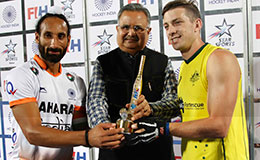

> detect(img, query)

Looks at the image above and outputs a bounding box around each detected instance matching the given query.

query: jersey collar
[184,43,208,64]
[33,55,62,77]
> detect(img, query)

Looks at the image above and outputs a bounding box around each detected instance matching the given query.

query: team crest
[30,67,39,75]
[66,73,75,81]
[190,70,199,85]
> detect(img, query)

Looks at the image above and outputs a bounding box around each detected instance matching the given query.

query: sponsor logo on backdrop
[1,39,18,64]
[93,29,113,55]
[256,122,260,128]
[208,0,239,5]
[27,5,48,20]
[73,152,87,160]
[256,24,260,39]
[92,0,116,17]
[127,0,155,5]
[209,18,235,49]
[68,38,81,53]
[1,5,19,29]
[61,0,75,20]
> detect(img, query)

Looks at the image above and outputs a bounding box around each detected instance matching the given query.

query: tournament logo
[61,0,75,19]
[93,29,113,55]
[209,18,235,48]
[2,6,16,23]
[190,70,199,85]
[95,0,113,11]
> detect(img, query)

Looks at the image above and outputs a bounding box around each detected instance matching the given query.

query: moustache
[124,36,139,41]
[47,48,62,53]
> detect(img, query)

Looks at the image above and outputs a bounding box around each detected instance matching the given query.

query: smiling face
[35,17,71,63]
[163,7,201,53]
[116,11,151,56]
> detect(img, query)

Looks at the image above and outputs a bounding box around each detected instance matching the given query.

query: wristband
[85,130,92,147]
[165,122,170,136]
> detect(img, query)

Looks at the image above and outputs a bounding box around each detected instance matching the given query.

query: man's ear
[67,35,71,48]
[194,18,203,33]
[35,32,40,44]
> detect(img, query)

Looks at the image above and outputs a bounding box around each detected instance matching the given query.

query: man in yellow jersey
[133,0,249,159]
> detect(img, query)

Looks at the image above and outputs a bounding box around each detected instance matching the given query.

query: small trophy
[116,55,146,134]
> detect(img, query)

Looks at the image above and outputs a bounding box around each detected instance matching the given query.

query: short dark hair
[117,3,151,26]
[162,0,200,22]
[35,13,71,36]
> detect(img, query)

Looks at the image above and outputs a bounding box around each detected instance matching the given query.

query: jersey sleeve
[72,74,88,130]
[4,66,38,107]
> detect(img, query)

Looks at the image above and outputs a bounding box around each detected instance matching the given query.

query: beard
[38,43,67,63]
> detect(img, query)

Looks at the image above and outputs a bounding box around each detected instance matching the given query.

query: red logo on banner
[256,24,260,39]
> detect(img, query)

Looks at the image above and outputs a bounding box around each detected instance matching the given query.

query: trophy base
[116,119,133,134]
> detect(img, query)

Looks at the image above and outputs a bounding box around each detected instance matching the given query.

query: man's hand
[88,123,124,149]
[126,95,152,121]
[125,117,168,146]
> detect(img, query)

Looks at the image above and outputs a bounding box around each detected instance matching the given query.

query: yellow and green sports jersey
[178,43,249,160]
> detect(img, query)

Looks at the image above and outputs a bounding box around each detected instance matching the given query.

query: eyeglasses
[118,25,149,33]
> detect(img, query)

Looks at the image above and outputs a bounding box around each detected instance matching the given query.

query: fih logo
[68,38,81,52]
[27,5,48,20]
[95,0,113,11]
[61,0,75,19]
[128,0,155,5]
[209,18,234,39]
[1,39,17,56]
[2,6,16,23]
[93,29,113,55]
